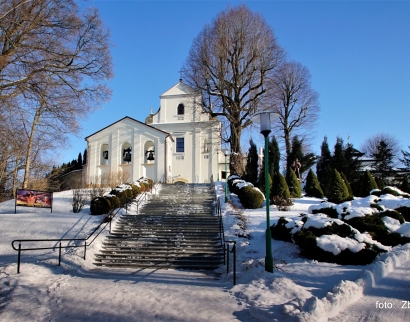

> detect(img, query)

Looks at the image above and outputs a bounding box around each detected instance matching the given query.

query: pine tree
[271,172,291,200]
[268,135,280,178]
[327,169,349,204]
[304,169,324,198]
[316,137,333,197]
[244,138,259,185]
[286,169,302,198]
[342,143,362,188]
[332,137,347,173]
[373,140,394,180]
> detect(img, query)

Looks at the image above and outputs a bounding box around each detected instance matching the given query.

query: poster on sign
[15,189,53,213]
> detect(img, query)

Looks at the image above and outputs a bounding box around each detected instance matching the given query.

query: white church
[84,80,225,185]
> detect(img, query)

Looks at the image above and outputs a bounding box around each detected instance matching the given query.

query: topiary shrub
[259,172,272,197]
[237,186,264,209]
[131,184,142,198]
[327,169,349,204]
[395,206,410,222]
[378,210,405,224]
[110,189,126,205]
[106,195,120,210]
[271,172,290,201]
[286,169,302,198]
[358,170,379,197]
[227,175,241,191]
[90,197,111,215]
[304,169,324,198]
[231,179,246,195]
[340,172,354,200]
[375,177,386,190]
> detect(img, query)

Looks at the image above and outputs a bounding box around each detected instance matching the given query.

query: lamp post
[224,150,229,202]
[216,149,220,181]
[251,112,279,273]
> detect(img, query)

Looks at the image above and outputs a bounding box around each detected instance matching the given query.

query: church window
[177,104,184,115]
[176,138,184,153]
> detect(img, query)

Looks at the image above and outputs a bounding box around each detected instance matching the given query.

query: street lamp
[251,111,279,273]
[216,149,220,181]
[224,150,229,202]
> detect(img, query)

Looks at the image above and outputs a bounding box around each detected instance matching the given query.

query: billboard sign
[15,189,53,213]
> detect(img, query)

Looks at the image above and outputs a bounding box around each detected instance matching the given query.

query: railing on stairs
[11,184,158,274]
[212,179,236,286]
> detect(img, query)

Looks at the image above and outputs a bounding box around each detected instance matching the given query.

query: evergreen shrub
[370,203,384,212]
[379,210,405,224]
[359,171,379,197]
[90,197,111,215]
[304,169,324,198]
[327,169,349,203]
[311,207,339,219]
[237,186,264,209]
[400,177,410,194]
[395,206,410,222]
[271,172,290,200]
[287,169,302,198]
[270,217,293,242]
[382,187,400,196]
[107,195,120,210]
[271,196,293,211]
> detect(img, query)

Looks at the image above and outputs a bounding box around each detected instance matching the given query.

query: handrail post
[233,242,236,285]
[58,242,62,266]
[84,242,87,260]
[226,243,229,274]
[17,242,21,274]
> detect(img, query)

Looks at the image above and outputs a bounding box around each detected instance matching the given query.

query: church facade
[84,81,223,185]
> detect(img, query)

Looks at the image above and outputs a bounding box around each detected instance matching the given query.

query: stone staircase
[94,183,224,270]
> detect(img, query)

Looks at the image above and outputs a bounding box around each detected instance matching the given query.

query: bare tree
[266,60,320,170]
[0,0,113,188]
[182,5,284,175]
[360,133,401,166]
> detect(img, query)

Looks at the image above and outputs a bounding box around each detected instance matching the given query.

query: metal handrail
[11,187,154,274]
[225,240,236,285]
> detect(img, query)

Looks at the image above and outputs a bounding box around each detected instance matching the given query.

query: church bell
[123,147,132,162]
[146,150,155,161]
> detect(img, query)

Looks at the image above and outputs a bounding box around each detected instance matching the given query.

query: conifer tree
[83,149,88,165]
[340,172,353,200]
[327,169,349,204]
[244,139,259,185]
[399,146,410,169]
[268,135,281,179]
[332,137,347,173]
[286,169,302,198]
[358,170,379,197]
[271,172,291,200]
[316,137,333,196]
[373,140,394,180]
[304,169,324,198]
[77,153,83,170]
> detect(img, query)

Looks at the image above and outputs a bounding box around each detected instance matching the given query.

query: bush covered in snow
[271,188,410,265]
[238,186,264,209]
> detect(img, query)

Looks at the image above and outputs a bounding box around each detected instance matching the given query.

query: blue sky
[63,0,410,164]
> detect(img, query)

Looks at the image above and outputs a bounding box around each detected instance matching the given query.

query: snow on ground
[0,184,410,321]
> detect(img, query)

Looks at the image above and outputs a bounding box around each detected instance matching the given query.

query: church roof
[160,79,198,98]
[85,116,174,141]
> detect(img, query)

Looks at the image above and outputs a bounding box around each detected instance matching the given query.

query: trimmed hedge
[90,197,111,215]
[238,186,264,209]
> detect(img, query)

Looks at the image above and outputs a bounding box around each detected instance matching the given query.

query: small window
[177,104,184,115]
[176,138,184,153]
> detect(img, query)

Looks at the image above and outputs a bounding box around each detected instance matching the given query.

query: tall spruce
[244,138,259,185]
[271,172,290,200]
[316,137,333,197]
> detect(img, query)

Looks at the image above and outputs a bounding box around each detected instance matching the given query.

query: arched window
[177,103,184,115]
[100,143,109,165]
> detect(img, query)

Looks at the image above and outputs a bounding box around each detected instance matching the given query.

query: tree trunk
[229,121,244,176]
[23,107,42,189]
